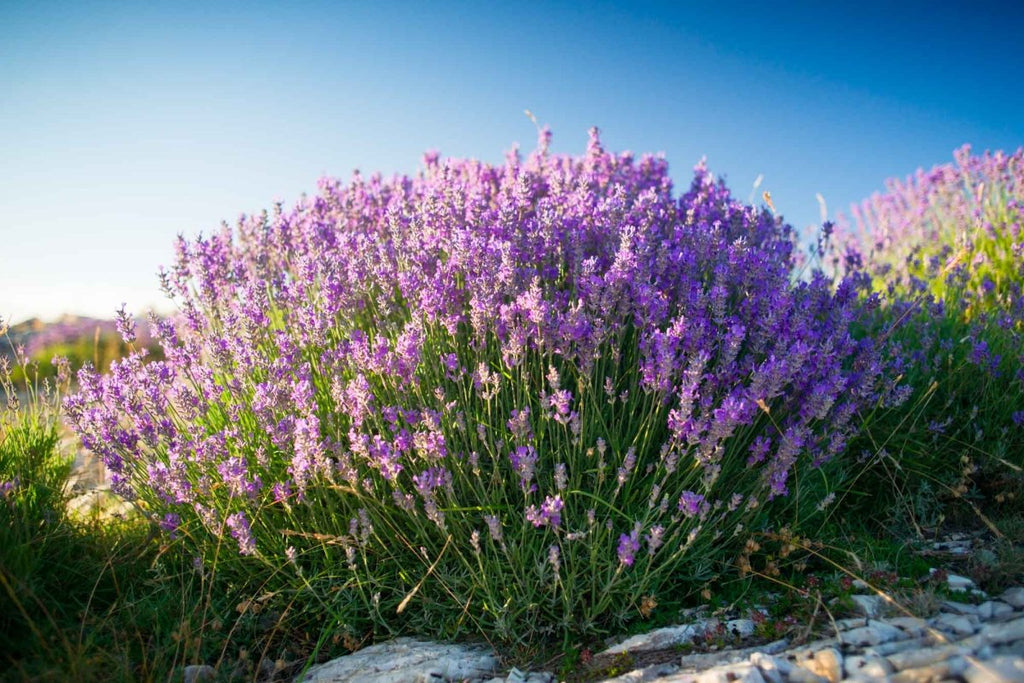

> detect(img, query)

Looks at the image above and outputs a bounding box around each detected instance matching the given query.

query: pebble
[931,612,980,636]
[841,621,905,646]
[978,601,1016,620]
[849,595,885,619]
[962,655,1024,682]
[1003,588,1024,609]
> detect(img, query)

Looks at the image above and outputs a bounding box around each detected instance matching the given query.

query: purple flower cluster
[65,128,889,574]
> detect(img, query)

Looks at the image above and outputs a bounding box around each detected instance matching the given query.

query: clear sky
[2,0,1022,324]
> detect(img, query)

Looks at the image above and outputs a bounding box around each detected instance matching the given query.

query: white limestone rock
[843,654,893,678]
[930,612,979,636]
[942,600,979,616]
[840,621,905,647]
[850,594,886,619]
[978,601,1016,620]
[300,637,498,682]
[962,655,1024,683]
[602,624,702,655]
[1001,587,1024,609]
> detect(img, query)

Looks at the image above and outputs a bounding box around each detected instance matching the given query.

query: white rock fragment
[942,600,979,616]
[841,621,905,647]
[1000,587,1024,609]
[602,624,701,655]
[983,616,1024,644]
[850,594,886,619]
[962,655,1024,683]
[803,647,842,683]
[300,637,498,682]
[886,616,927,636]
[725,618,756,638]
[978,600,1016,620]
[930,612,979,636]
[749,652,790,683]
[944,572,978,592]
[886,645,971,671]
[843,654,894,678]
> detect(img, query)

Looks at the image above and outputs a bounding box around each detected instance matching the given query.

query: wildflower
[678,490,705,517]
[226,511,256,556]
[617,527,640,566]
[159,513,181,538]
[484,514,503,543]
[115,303,137,344]
[525,495,564,529]
[554,462,568,491]
[645,525,665,555]
[548,544,561,573]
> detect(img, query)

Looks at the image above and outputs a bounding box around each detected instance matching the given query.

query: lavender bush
[831,146,1024,526]
[66,130,891,647]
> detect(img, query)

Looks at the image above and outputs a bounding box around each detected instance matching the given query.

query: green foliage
[829,148,1024,533]
[9,331,163,387]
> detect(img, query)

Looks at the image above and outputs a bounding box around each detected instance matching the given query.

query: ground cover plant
[64,129,898,656]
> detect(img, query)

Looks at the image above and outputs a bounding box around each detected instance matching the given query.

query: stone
[602,624,701,655]
[979,601,1017,620]
[803,647,842,683]
[749,652,790,683]
[983,616,1024,645]
[524,674,554,683]
[864,636,931,657]
[945,572,978,592]
[725,618,755,638]
[886,645,971,671]
[888,656,967,683]
[785,667,829,683]
[1001,587,1024,609]
[299,637,498,682]
[182,664,216,683]
[850,594,886,618]
[841,621,906,647]
[887,616,928,636]
[843,654,894,678]
[943,600,980,616]
[962,655,1024,683]
[930,612,978,636]
[711,663,764,683]
[693,670,730,683]
[834,617,867,631]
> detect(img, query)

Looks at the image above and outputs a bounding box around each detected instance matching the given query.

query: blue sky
[2,0,1022,324]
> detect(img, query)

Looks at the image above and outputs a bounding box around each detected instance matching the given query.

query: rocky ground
[289,584,1024,683]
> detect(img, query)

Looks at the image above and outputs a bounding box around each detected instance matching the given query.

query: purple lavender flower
[525,495,564,529]
[617,527,640,566]
[160,513,181,538]
[645,525,665,555]
[225,511,256,556]
[115,303,137,344]
[678,490,704,518]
